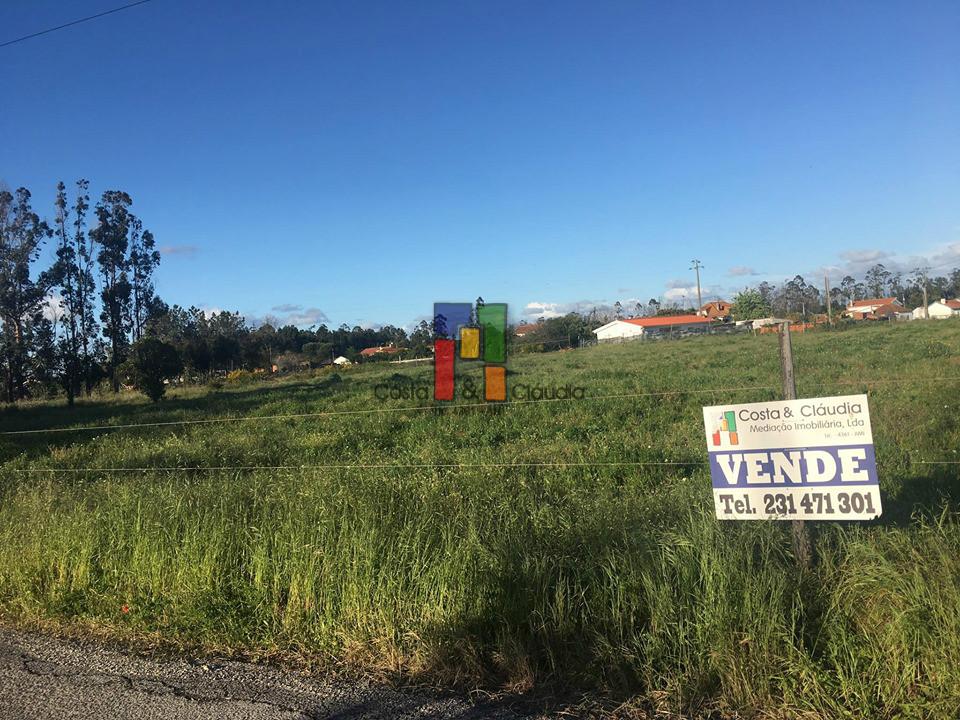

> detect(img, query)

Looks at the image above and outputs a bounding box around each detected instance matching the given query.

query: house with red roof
[514,323,540,337]
[699,300,732,320]
[843,297,906,320]
[925,299,960,319]
[359,345,402,358]
[593,314,712,342]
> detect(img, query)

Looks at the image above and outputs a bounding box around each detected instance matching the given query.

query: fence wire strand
[3,457,956,475]
[3,460,706,474]
[2,374,956,438]
[2,373,958,474]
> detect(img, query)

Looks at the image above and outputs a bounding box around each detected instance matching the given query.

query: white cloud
[159,244,199,257]
[728,265,759,277]
[663,286,697,301]
[522,299,615,319]
[825,240,960,279]
[839,249,890,264]
[523,301,565,319]
[922,241,960,273]
[252,304,329,328]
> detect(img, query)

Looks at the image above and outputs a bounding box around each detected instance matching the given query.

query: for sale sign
[702,394,881,520]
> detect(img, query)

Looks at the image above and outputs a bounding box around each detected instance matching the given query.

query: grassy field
[1,321,959,717]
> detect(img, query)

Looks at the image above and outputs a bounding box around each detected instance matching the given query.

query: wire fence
[2,375,957,437]
[3,456,957,475]
[1,373,958,474]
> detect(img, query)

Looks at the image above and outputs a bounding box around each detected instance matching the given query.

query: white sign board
[703,394,881,520]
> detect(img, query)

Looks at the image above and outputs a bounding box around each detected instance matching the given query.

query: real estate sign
[702,394,881,520]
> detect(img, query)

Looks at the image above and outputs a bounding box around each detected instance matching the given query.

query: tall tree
[783,275,808,316]
[0,188,50,402]
[92,190,133,392]
[128,216,161,341]
[839,276,857,306]
[49,181,93,404]
[864,263,892,298]
[61,180,99,395]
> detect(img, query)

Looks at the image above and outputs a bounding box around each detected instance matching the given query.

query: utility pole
[780,322,812,570]
[691,259,704,311]
[921,268,929,319]
[824,273,832,324]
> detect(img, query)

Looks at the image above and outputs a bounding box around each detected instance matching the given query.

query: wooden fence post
[779,321,813,569]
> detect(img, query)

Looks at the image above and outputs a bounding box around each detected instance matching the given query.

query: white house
[332,355,352,366]
[593,315,712,341]
[593,319,646,342]
[926,299,960,319]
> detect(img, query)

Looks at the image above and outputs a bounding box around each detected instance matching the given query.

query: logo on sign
[433,299,507,402]
[711,410,740,447]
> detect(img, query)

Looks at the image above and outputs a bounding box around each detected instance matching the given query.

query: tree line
[1,182,163,404]
[0,181,432,404]
[5,180,958,401]
[730,265,960,321]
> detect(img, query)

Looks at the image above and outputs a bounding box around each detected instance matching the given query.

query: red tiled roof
[944,300,960,310]
[360,346,401,357]
[621,314,712,328]
[849,297,897,308]
[515,323,540,334]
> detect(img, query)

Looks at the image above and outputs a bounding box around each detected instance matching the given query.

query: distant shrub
[129,338,183,402]
[226,369,257,385]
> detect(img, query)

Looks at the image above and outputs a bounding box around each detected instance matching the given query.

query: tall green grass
[1,321,959,717]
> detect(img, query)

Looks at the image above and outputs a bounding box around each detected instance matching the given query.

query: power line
[0,0,154,49]
[2,374,957,437]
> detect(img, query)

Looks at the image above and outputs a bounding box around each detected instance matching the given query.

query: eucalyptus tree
[0,188,51,401]
[128,215,161,342]
[49,181,97,404]
[91,190,134,392]
[864,263,892,298]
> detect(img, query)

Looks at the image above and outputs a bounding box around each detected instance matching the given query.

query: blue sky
[2,1,958,328]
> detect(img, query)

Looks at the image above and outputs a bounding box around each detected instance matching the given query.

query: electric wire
[0,0,154,49]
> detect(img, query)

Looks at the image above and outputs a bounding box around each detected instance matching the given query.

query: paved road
[0,627,539,719]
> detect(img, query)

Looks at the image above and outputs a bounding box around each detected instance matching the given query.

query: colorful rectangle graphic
[477,303,507,363]
[484,365,506,401]
[434,338,455,401]
[433,302,473,340]
[460,327,480,359]
[433,300,507,401]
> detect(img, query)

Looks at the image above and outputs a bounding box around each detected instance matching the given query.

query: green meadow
[1,321,959,717]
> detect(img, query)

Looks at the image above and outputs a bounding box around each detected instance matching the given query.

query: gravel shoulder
[0,626,540,719]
